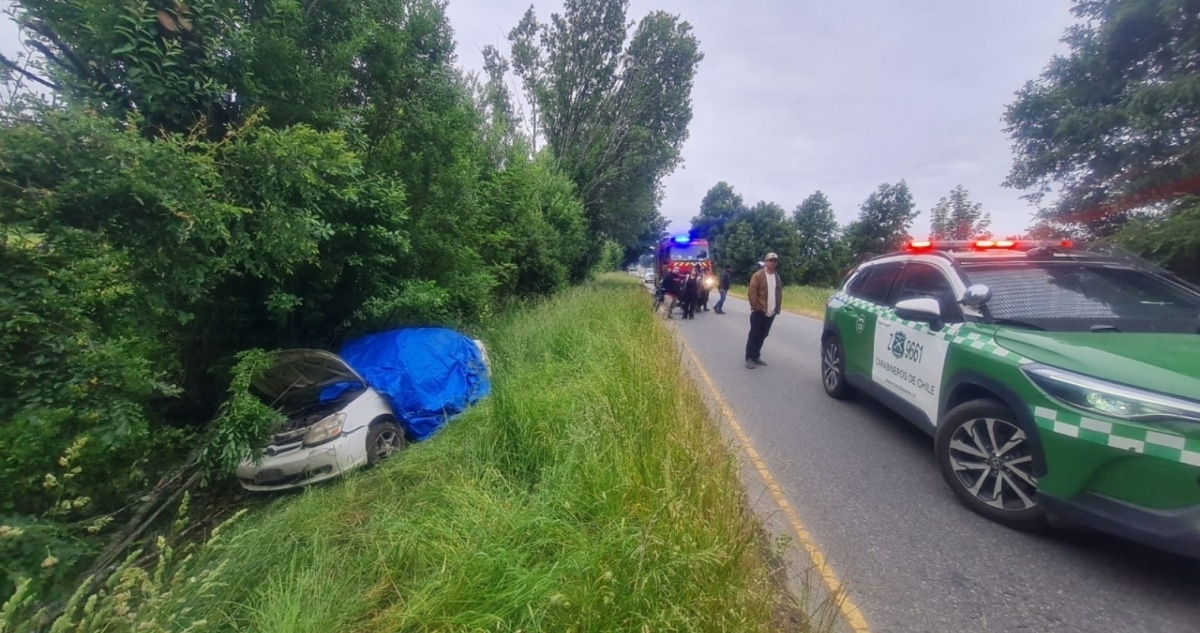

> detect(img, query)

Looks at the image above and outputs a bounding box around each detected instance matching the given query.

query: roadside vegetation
[727,285,835,320]
[3,276,831,633]
[0,0,701,613]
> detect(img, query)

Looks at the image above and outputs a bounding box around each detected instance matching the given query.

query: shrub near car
[820,239,1200,558]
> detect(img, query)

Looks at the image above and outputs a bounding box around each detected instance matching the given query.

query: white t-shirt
[766,271,777,315]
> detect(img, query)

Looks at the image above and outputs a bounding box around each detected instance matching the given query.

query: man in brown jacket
[745,252,783,368]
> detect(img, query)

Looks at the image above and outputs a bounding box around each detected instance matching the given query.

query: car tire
[821,334,855,400]
[936,399,1047,530]
[365,420,406,466]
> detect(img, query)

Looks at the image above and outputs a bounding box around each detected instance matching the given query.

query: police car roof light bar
[903,239,1077,253]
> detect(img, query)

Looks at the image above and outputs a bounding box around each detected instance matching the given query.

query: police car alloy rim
[822,340,842,391]
[947,417,1038,511]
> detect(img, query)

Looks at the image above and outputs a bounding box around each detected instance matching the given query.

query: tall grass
[8,275,812,632]
[728,285,835,319]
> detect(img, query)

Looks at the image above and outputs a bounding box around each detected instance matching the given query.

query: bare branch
[0,52,59,91]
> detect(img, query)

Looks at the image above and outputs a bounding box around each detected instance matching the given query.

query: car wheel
[821,334,855,400]
[936,400,1046,530]
[366,420,406,466]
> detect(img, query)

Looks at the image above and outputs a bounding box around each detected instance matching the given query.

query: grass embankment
[12,275,813,632]
[727,285,835,319]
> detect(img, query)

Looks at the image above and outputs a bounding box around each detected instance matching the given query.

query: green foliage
[792,191,850,286]
[928,185,991,240]
[715,201,799,284]
[1,0,598,611]
[199,350,285,482]
[508,0,703,252]
[843,181,919,258]
[691,181,747,248]
[2,278,814,632]
[591,238,625,276]
[1112,199,1200,282]
[1004,0,1200,280]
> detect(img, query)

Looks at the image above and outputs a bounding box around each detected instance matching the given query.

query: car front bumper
[1040,492,1200,560]
[235,428,368,492]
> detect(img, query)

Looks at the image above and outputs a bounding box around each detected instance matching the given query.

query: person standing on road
[681,268,700,319]
[714,265,732,314]
[744,253,782,368]
[662,268,681,319]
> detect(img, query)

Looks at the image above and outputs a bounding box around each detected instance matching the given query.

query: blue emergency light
[672,235,690,244]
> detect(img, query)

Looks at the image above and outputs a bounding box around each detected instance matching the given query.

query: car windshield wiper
[1090,324,1121,333]
[987,317,1046,331]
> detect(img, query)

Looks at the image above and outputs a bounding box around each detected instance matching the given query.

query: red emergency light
[906,240,933,251]
[973,239,1017,249]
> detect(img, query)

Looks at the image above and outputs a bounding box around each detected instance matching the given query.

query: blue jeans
[714,289,728,312]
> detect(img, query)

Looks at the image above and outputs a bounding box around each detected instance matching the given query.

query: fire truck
[655,235,717,305]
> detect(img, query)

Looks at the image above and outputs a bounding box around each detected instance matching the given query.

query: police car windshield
[960,261,1200,334]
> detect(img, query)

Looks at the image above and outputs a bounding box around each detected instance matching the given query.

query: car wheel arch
[369,414,412,442]
[941,372,1048,478]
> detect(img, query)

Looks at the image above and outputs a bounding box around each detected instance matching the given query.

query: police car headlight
[1022,365,1200,424]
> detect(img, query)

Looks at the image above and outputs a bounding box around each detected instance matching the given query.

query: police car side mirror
[894,298,943,330]
[961,284,992,308]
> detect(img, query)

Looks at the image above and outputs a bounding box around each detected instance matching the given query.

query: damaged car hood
[253,349,365,401]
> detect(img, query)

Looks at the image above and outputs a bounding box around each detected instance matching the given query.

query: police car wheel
[936,400,1046,530]
[366,421,406,466]
[821,335,855,400]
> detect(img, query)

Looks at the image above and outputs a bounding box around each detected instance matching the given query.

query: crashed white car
[235,349,404,491]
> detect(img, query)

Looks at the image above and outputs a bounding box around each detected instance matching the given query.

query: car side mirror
[961,284,992,308]
[895,298,943,330]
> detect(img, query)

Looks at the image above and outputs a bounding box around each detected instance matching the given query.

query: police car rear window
[961,261,1200,329]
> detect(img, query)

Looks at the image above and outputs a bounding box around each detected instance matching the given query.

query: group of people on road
[661,266,711,319]
[656,252,783,369]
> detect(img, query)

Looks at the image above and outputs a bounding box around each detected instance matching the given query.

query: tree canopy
[928,185,992,240]
[1004,0,1200,279]
[504,0,703,256]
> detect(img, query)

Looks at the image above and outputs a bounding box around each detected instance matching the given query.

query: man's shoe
[745,360,756,369]
[752,358,768,366]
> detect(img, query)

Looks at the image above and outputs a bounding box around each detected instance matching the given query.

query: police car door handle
[878,319,893,328]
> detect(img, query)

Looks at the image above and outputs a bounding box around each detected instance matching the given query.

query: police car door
[839,261,905,383]
[872,262,960,428]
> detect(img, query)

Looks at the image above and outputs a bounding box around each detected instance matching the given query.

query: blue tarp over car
[321,328,490,441]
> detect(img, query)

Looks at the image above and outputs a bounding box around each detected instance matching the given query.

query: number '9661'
[889,332,923,363]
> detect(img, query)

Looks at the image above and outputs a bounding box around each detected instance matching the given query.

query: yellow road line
[680,339,872,633]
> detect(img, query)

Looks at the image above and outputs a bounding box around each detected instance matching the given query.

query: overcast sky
[2,0,1077,237]
[445,0,1076,237]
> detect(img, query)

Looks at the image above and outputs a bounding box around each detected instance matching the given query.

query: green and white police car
[821,239,1200,558]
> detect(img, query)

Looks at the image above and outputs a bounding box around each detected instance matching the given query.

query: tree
[928,185,991,240]
[715,201,798,284]
[507,6,544,151]
[513,0,703,251]
[792,191,847,286]
[843,181,919,257]
[690,181,747,248]
[1004,0,1200,279]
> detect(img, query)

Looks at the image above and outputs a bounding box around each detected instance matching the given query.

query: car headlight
[302,412,346,447]
[1022,364,1200,424]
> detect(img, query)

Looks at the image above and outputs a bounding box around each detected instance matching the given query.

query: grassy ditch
[8,274,822,632]
[727,285,835,319]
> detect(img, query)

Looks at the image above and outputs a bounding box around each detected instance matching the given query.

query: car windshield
[961,261,1200,334]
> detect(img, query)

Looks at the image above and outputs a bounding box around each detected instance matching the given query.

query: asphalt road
[668,292,1200,633]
